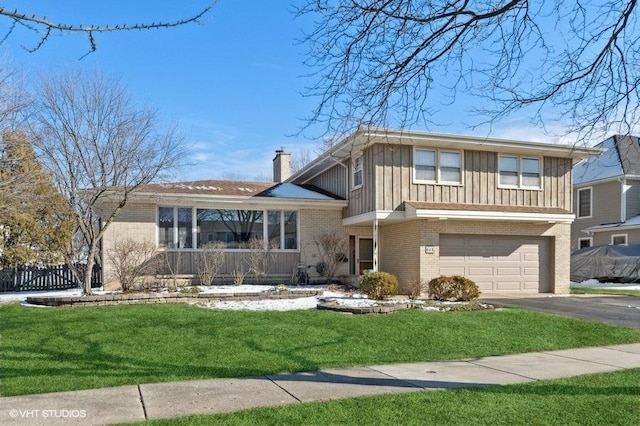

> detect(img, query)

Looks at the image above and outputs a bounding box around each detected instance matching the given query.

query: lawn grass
[571,287,640,297]
[2,303,640,396]
[138,368,640,426]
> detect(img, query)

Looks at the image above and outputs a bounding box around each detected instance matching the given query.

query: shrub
[359,271,399,300]
[107,238,158,292]
[428,275,480,301]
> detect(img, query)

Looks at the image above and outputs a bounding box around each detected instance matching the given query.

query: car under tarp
[571,244,640,283]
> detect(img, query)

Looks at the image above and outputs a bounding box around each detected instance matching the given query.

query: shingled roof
[136,180,343,200]
[574,135,640,185]
[138,180,274,197]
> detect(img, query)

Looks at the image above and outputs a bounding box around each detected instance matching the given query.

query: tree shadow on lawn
[0,313,351,395]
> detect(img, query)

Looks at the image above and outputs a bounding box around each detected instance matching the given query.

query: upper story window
[414,149,462,185]
[577,187,592,218]
[352,155,363,189]
[498,155,542,189]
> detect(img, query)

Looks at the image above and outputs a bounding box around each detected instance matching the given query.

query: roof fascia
[289,127,603,183]
[103,191,348,209]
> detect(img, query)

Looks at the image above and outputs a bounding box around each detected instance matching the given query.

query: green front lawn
[571,287,640,297]
[1,303,640,396]
[139,369,640,426]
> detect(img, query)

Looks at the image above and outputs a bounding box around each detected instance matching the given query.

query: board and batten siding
[370,144,573,212]
[346,148,377,217]
[308,163,348,199]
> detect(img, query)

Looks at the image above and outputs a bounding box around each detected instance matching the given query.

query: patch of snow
[197,285,277,294]
[268,183,335,200]
[200,296,319,311]
[0,288,82,304]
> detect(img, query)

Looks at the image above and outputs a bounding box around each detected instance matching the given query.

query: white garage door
[439,235,550,293]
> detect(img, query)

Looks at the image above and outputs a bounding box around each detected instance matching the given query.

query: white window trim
[497,155,543,190]
[157,207,300,252]
[611,234,628,245]
[578,237,593,249]
[413,147,464,186]
[352,154,363,190]
[576,187,593,219]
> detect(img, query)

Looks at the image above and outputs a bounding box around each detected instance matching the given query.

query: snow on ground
[0,284,383,311]
[2,280,637,310]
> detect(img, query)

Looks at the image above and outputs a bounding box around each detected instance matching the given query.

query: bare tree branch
[300,1,640,140]
[0,2,216,55]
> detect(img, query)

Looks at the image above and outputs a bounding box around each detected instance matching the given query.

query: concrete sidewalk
[2,343,640,425]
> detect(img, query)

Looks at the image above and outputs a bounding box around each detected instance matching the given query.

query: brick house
[100,127,598,294]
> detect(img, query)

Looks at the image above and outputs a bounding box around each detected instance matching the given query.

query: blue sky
[0,1,560,182]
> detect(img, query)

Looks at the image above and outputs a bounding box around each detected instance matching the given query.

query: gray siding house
[572,135,640,250]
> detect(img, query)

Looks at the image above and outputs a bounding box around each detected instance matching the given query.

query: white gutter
[406,208,575,224]
[342,208,574,225]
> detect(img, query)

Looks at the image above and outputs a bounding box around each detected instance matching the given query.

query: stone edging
[26,290,322,307]
[317,300,412,314]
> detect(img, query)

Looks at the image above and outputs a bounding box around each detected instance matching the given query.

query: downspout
[373,218,379,272]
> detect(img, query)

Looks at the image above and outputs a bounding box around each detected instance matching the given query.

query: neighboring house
[572,135,640,251]
[100,128,598,294]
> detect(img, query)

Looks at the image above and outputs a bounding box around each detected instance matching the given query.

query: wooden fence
[0,264,102,293]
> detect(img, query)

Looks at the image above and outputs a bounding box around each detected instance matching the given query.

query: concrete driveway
[481,295,640,329]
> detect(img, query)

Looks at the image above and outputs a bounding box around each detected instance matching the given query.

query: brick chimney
[273,148,291,182]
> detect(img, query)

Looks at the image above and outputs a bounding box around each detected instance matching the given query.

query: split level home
[100,127,599,294]
[572,135,640,251]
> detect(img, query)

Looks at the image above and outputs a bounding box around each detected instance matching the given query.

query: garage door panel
[496,281,522,291]
[439,266,466,276]
[496,238,520,249]
[468,267,494,276]
[524,267,539,276]
[496,267,521,276]
[468,238,493,247]
[496,252,522,261]
[439,235,549,293]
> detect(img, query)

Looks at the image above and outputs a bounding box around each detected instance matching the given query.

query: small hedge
[359,271,399,300]
[428,275,480,301]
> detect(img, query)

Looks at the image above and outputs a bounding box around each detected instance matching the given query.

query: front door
[357,238,374,275]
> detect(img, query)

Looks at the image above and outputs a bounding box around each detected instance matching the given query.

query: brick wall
[411,220,570,294]
[299,208,350,279]
[379,221,421,294]
[102,202,157,289]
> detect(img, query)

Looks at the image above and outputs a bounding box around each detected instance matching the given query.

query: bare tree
[195,241,226,286]
[300,1,640,140]
[0,3,215,56]
[29,69,187,294]
[107,238,158,292]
